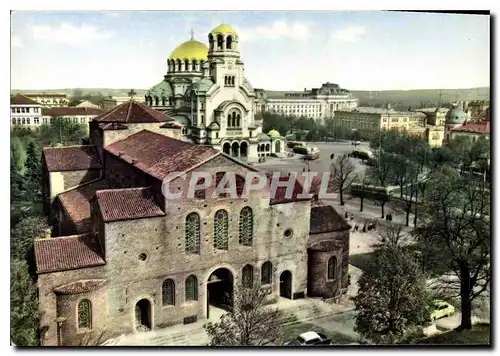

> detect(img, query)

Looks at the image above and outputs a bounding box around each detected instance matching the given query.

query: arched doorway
[279,270,292,299]
[231,142,240,157]
[223,142,231,155]
[240,141,248,158]
[275,140,281,153]
[207,268,234,319]
[135,299,152,330]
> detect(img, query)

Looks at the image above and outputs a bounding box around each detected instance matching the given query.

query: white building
[144,24,285,162]
[42,107,104,131]
[75,100,100,109]
[10,94,44,128]
[22,93,69,107]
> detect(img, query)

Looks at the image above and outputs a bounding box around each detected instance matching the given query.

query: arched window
[242,264,254,288]
[215,172,229,198]
[185,213,200,253]
[192,60,197,71]
[261,261,272,285]
[327,256,337,280]
[154,97,159,106]
[208,34,214,51]
[77,299,92,329]
[194,177,206,199]
[185,275,198,301]
[235,174,245,196]
[162,279,175,306]
[224,76,228,85]
[217,34,223,50]
[213,209,229,250]
[11,118,15,125]
[239,207,253,246]
[177,59,182,71]
[162,97,166,106]
[231,76,235,86]
[226,35,233,49]
[184,59,189,71]
[236,114,241,127]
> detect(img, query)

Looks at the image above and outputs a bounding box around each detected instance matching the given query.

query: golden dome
[169,39,208,60]
[268,129,280,137]
[211,24,238,36]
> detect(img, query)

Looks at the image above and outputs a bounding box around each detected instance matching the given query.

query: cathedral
[144,24,284,161]
[34,24,351,346]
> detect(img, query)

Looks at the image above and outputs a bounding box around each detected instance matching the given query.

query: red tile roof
[25,93,67,98]
[93,100,172,123]
[35,234,105,274]
[452,121,490,134]
[43,145,103,172]
[57,179,109,234]
[310,205,351,234]
[43,107,104,116]
[10,94,41,106]
[53,279,107,295]
[105,130,219,180]
[95,187,165,222]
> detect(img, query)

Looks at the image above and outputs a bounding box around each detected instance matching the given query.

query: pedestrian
[350,213,354,221]
[345,212,348,219]
[389,213,393,222]
[354,224,359,232]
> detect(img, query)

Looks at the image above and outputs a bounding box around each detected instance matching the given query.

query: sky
[10,11,490,91]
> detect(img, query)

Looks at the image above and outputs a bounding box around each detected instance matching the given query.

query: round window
[138,253,147,261]
[284,229,293,238]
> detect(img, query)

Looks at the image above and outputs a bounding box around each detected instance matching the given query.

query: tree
[367,151,392,218]
[414,167,490,330]
[11,259,40,346]
[351,129,361,143]
[24,141,42,203]
[11,136,27,173]
[331,154,356,206]
[204,284,282,346]
[352,225,429,344]
[11,216,49,262]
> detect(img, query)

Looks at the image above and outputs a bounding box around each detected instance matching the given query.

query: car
[429,300,455,321]
[283,331,332,346]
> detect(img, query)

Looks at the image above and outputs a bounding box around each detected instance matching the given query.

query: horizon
[11,11,490,91]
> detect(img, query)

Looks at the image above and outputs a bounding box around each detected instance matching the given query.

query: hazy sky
[10,11,490,91]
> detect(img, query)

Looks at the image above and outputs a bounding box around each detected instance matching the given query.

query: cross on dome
[190,29,194,40]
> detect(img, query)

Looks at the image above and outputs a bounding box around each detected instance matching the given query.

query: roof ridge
[94,101,124,121]
[96,186,152,194]
[125,100,134,122]
[44,144,97,150]
[34,232,94,242]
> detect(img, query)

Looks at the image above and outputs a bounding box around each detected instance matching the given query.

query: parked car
[283,331,332,346]
[429,300,455,320]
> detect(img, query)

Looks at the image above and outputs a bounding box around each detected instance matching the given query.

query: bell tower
[207,24,242,87]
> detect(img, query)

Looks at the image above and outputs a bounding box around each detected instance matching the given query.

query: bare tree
[367,151,392,218]
[414,167,490,330]
[204,284,282,346]
[331,154,356,206]
[75,328,109,346]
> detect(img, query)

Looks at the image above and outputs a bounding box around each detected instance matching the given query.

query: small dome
[211,24,238,36]
[445,106,467,125]
[190,78,214,93]
[258,133,271,141]
[268,129,281,137]
[207,121,220,130]
[147,80,173,98]
[169,40,208,61]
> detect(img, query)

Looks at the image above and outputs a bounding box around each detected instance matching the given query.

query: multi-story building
[10,94,44,128]
[42,107,104,131]
[416,107,448,126]
[254,83,358,124]
[467,100,490,120]
[21,93,70,107]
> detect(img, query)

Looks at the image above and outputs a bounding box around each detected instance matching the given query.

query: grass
[418,324,490,345]
[279,322,358,346]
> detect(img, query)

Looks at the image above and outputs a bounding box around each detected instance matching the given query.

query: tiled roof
[95,187,165,222]
[43,145,103,172]
[105,130,219,180]
[452,121,490,134]
[309,205,351,234]
[35,234,105,274]
[25,93,67,98]
[42,107,104,116]
[53,279,107,295]
[10,93,41,106]
[93,100,171,123]
[57,179,109,234]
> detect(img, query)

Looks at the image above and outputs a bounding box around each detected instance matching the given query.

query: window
[21,118,25,125]
[16,118,21,125]
[80,117,85,123]
[226,35,233,49]
[73,117,78,123]
[194,178,206,199]
[284,229,293,238]
[239,207,253,246]
[34,108,39,113]
[21,107,26,113]
[213,209,229,250]
[50,117,55,125]
[162,97,166,106]
[215,172,229,198]
[327,256,336,280]
[34,118,39,125]
[242,264,254,288]
[11,108,15,114]
[16,108,20,113]
[261,261,272,285]
[155,97,159,106]
[185,275,198,301]
[217,34,223,49]
[162,279,175,306]
[78,299,92,329]
[185,212,201,253]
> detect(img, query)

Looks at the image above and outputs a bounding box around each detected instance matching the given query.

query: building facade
[42,107,104,129]
[254,83,358,124]
[21,93,69,107]
[36,100,351,346]
[10,94,44,128]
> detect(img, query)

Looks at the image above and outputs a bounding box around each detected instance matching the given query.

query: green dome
[258,133,271,141]
[146,80,173,98]
[172,115,191,127]
[207,121,220,130]
[445,107,467,125]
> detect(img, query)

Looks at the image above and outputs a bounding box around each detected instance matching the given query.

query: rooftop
[452,121,490,134]
[309,205,351,234]
[43,145,103,172]
[43,107,104,117]
[95,187,165,223]
[10,93,42,106]
[53,279,107,295]
[93,100,172,124]
[104,130,219,180]
[35,233,105,274]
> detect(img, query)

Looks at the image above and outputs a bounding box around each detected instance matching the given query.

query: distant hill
[11,87,489,110]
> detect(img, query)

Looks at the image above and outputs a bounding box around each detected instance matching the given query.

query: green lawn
[418,325,490,345]
[278,322,358,346]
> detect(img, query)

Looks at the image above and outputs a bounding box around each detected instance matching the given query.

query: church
[34,24,351,346]
[144,24,285,161]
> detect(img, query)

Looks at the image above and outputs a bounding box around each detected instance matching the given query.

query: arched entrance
[279,270,292,299]
[223,142,231,155]
[275,140,281,153]
[135,299,152,330]
[240,141,248,158]
[231,142,240,157]
[207,268,234,319]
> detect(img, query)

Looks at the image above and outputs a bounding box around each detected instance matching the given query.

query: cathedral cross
[190,29,194,40]
[128,89,137,100]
